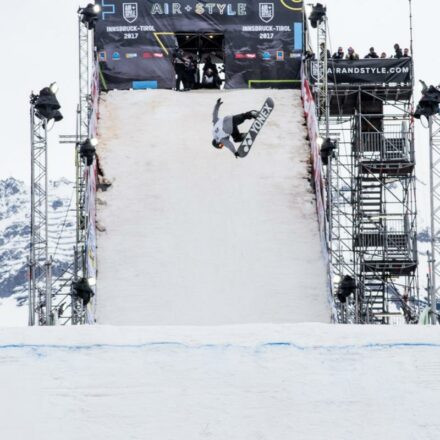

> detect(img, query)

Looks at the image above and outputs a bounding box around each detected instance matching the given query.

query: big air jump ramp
[96,89,330,325]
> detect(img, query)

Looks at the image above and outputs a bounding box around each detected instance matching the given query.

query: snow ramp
[97,89,330,325]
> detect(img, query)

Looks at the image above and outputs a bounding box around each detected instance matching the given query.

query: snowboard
[236,97,274,158]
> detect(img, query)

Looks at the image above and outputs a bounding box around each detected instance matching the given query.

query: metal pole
[45,257,52,325]
[408,0,414,60]
[29,105,36,326]
[429,117,437,323]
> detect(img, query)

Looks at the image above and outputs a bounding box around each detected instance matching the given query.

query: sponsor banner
[309,58,412,86]
[301,66,338,321]
[95,0,304,89]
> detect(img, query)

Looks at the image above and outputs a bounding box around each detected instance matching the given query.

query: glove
[217,98,223,105]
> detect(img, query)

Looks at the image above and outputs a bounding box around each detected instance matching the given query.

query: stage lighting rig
[31,82,63,122]
[79,3,101,30]
[414,84,440,122]
[79,138,98,166]
[336,275,356,304]
[309,3,326,28]
[320,138,336,165]
[72,278,94,306]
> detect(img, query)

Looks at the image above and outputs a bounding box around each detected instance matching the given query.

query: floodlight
[320,138,336,165]
[79,3,100,30]
[414,84,440,121]
[34,84,63,122]
[79,138,96,166]
[72,278,94,306]
[309,3,326,28]
[336,275,355,304]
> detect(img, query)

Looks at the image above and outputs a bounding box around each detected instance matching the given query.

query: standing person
[211,98,258,158]
[319,42,331,60]
[345,47,359,60]
[393,43,403,58]
[332,47,344,59]
[183,56,197,90]
[202,68,220,89]
[203,55,219,77]
[172,49,186,91]
[403,48,411,58]
[364,47,379,58]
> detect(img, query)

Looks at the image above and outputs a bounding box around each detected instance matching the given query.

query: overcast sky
[1,0,438,204]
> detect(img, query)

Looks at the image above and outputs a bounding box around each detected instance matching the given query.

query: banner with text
[309,58,412,86]
[95,0,304,89]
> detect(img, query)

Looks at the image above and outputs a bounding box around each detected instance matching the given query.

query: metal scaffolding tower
[28,10,95,326]
[29,101,51,326]
[428,115,440,322]
[325,86,419,324]
[70,10,95,324]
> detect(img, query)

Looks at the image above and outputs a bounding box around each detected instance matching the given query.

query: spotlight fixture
[72,278,94,306]
[320,138,336,165]
[309,3,326,29]
[79,138,98,166]
[414,84,440,122]
[33,84,63,122]
[336,275,356,304]
[79,3,101,30]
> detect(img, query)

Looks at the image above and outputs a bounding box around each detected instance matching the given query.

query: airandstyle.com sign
[310,58,412,86]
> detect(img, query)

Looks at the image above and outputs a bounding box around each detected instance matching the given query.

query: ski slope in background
[1,324,439,439]
[96,89,330,325]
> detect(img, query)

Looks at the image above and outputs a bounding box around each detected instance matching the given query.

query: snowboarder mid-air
[212,98,258,157]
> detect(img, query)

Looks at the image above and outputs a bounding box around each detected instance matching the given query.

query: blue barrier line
[0,341,439,352]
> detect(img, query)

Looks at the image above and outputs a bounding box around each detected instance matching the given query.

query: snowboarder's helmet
[212,139,222,149]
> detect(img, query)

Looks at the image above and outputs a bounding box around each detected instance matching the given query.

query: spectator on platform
[364,47,379,59]
[303,50,316,61]
[202,68,221,89]
[172,49,186,91]
[203,56,219,77]
[332,46,344,59]
[403,48,411,58]
[183,56,197,91]
[345,47,359,60]
[319,42,331,60]
[380,52,387,59]
[394,43,403,58]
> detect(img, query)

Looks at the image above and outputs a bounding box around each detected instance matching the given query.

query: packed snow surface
[97,89,329,325]
[1,323,439,439]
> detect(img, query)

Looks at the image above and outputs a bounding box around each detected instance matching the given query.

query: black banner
[309,58,412,86]
[94,1,304,90]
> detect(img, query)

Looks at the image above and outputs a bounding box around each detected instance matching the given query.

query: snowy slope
[0,323,439,439]
[97,89,330,325]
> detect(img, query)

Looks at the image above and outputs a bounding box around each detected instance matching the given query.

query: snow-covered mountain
[0,177,75,314]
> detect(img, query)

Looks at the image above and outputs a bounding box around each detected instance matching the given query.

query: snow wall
[96,88,331,325]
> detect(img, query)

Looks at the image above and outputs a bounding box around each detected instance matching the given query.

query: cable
[51,185,75,260]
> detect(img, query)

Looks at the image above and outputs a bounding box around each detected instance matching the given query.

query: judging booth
[95,0,304,89]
